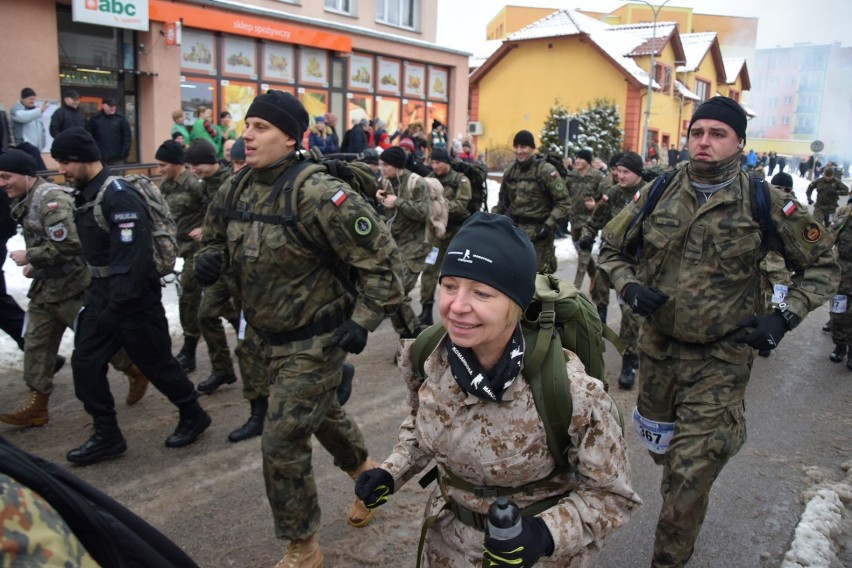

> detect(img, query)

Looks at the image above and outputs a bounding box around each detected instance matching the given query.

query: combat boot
[822,319,832,332]
[165,401,212,448]
[197,371,237,394]
[227,397,267,443]
[175,337,198,372]
[124,364,149,405]
[67,416,127,465]
[417,302,434,327]
[618,354,638,389]
[347,457,380,527]
[274,534,323,568]
[0,390,50,427]
[53,354,66,375]
[830,344,847,363]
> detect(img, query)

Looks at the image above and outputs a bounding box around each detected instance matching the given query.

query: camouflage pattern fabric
[379,340,641,566]
[236,323,268,401]
[830,204,852,345]
[178,254,201,340]
[198,271,238,376]
[806,176,849,226]
[567,169,604,287]
[0,472,98,567]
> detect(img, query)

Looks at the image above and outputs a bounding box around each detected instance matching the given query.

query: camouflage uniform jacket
[431,168,472,240]
[566,168,604,220]
[200,166,231,204]
[199,155,402,338]
[161,169,206,257]
[12,177,90,302]
[599,168,839,364]
[492,158,570,230]
[381,170,431,256]
[580,180,642,241]
[384,339,642,563]
[831,203,852,294]
[806,176,849,210]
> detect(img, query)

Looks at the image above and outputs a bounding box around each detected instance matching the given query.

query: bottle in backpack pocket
[487,496,522,540]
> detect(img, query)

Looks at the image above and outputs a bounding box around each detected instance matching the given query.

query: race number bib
[830,294,848,314]
[632,407,675,454]
[424,246,440,266]
[771,284,789,305]
[238,311,247,340]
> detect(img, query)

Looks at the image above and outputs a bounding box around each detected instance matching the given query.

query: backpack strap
[620,171,673,259]
[410,323,448,381]
[750,175,788,260]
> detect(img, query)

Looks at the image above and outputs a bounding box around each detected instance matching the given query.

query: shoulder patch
[331,188,348,207]
[113,211,140,222]
[633,190,641,202]
[802,222,822,243]
[602,194,609,202]
[782,200,797,216]
[549,170,558,178]
[354,216,372,236]
[48,222,68,242]
[46,201,59,210]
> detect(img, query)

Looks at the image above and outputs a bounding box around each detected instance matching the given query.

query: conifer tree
[539,99,570,155]
[565,98,623,164]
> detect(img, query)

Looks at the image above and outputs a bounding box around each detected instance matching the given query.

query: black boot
[67,416,127,465]
[165,402,211,448]
[618,354,638,389]
[197,371,237,394]
[228,397,267,443]
[418,302,434,327]
[53,354,66,375]
[597,306,607,324]
[830,344,847,363]
[823,320,832,332]
[175,337,199,372]
[337,362,355,406]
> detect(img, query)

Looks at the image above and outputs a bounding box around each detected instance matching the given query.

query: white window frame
[325,0,356,16]
[376,0,419,31]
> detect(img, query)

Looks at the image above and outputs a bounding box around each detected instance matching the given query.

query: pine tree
[539,99,571,155]
[565,98,623,164]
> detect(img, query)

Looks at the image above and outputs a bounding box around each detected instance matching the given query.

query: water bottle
[487,496,522,540]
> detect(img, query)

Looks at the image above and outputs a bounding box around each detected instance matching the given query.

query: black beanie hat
[155,140,185,165]
[440,212,536,309]
[430,148,451,164]
[51,127,102,162]
[230,137,246,161]
[513,130,536,148]
[361,148,379,165]
[608,152,624,168]
[185,139,218,165]
[0,149,37,176]
[616,151,644,177]
[770,171,793,189]
[20,87,36,99]
[576,149,593,164]
[688,96,748,143]
[245,90,309,143]
[380,146,408,169]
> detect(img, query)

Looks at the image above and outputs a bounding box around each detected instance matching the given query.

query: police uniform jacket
[599,168,839,365]
[383,339,641,565]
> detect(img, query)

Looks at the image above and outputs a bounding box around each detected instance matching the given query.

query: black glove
[734,313,795,351]
[577,235,595,251]
[533,224,552,241]
[331,320,368,354]
[621,283,669,316]
[354,468,394,509]
[483,516,555,567]
[194,252,223,287]
[807,197,814,205]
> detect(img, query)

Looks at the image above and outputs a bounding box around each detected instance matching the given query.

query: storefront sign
[72,0,149,32]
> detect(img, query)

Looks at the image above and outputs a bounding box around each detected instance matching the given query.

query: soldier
[587,153,623,321]
[566,148,604,289]
[0,149,148,428]
[375,145,432,340]
[806,165,849,226]
[185,139,239,392]
[827,195,852,366]
[578,152,645,389]
[193,90,402,566]
[598,96,838,567]
[51,127,211,465]
[492,130,570,274]
[155,140,206,373]
[417,147,472,327]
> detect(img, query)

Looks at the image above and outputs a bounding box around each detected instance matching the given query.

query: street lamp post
[638,0,672,163]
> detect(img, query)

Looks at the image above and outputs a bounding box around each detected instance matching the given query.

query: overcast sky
[436,0,852,55]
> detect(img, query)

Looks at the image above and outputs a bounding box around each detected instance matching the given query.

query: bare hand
[22,264,33,278]
[9,250,28,266]
[188,227,203,241]
[584,197,596,211]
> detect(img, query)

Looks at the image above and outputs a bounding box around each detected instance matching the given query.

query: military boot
[830,344,847,363]
[822,320,832,332]
[67,416,127,465]
[618,354,638,389]
[347,457,380,527]
[417,302,434,327]
[124,364,150,406]
[197,371,237,394]
[0,390,50,427]
[597,306,607,323]
[227,397,267,443]
[165,401,212,448]
[53,354,66,375]
[274,534,323,568]
[175,337,199,372]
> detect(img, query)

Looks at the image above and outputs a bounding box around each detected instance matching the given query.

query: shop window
[325,0,356,16]
[377,0,418,31]
[180,77,217,126]
[57,8,120,68]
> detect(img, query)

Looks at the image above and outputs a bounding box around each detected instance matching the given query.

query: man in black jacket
[49,90,86,138]
[87,98,132,165]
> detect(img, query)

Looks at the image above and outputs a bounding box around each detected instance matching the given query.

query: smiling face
[0,171,30,200]
[242,116,296,169]
[688,118,741,162]
[513,144,535,163]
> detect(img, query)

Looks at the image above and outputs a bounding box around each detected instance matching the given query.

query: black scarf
[446,324,525,402]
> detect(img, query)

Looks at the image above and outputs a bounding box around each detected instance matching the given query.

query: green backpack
[411,273,623,470]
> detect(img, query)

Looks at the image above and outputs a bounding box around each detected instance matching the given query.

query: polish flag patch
[782,201,797,216]
[633,190,641,202]
[602,194,609,202]
[331,189,347,207]
[46,201,58,210]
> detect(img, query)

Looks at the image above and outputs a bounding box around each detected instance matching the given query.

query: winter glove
[194,252,223,287]
[734,312,797,352]
[533,224,552,241]
[621,283,669,316]
[807,197,814,205]
[577,235,595,251]
[331,320,369,354]
[483,516,555,568]
[354,468,394,509]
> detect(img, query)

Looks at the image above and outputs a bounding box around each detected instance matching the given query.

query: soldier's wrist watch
[775,302,800,330]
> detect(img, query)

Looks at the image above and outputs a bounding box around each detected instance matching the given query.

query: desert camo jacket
[383,337,642,564]
[599,168,839,364]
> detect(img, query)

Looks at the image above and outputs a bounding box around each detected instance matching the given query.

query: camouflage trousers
[590,264,611,309]
[570,225,594,290]
[617,300,641,357]
[637,354,748,567]
[813,205,834,227]
[830,293,852,346]
[198,273,238,376]
[23,293,133,394]
[391,257,425,338]
[419,244,447,306]
[236,323,269,401]
[178,255,201,340]
[262,335,367,540]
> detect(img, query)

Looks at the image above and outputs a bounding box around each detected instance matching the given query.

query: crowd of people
[0,90,845,568]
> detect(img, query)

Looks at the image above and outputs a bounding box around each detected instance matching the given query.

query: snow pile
[781,488,846,568]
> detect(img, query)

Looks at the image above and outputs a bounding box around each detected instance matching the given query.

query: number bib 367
[632,406,675,454]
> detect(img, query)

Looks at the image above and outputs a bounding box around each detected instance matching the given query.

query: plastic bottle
[487,496,522,540]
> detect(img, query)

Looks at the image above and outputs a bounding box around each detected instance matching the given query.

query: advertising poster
[375,97,400,137]
[221,81,257,136]
[222,36,257,79]
[376,58,401,95]
[349,53,374,92]
[428,66,448,101]
[180,29,216,74]
[427,102,448,129]
[299,47,328,86]
[299,88,328,122]
[263,43,295,83]
[403,63,425,98]
[347,94,374,127]
[402,99,425,130]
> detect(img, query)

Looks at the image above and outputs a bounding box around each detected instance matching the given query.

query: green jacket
[161,168,206,257]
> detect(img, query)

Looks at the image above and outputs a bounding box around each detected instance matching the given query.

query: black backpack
[538,151,569,179]
[450,159,488,214]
